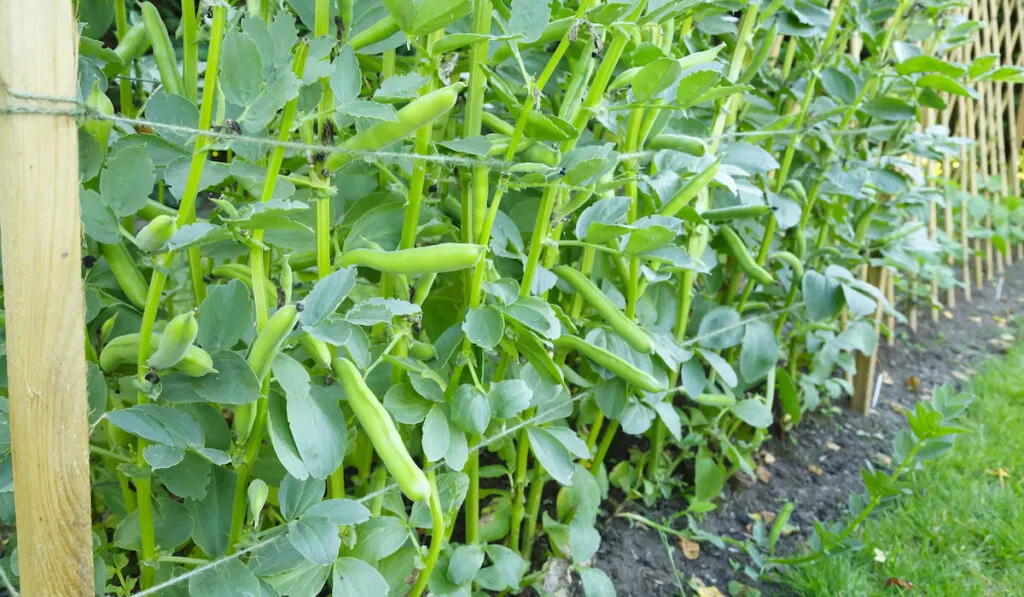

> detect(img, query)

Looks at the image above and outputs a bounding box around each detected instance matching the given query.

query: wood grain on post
[852,264,888,414]
[0,1,94,595]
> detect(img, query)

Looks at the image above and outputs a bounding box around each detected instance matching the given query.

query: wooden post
[941,80,956,310]
[925,108,940,322]
[957,93,973,301]
[852,264,888,414]
[885,273,895,345]
[0,1,94,595]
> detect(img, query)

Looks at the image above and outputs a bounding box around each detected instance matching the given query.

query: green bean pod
[340,243,484,275]
[298,333,332,369]
[248,305,300,383]
[84,82,114,150]
[658,158,721,217]
[211,264,278,306]
[695,393,737,407]
[140,2,184,96]
[853,203,878,244]
[553,265,652,354]
[554,335,662,393]
[737,21,777,85]
[100,333,216,377]
[331,358,431,502]
[349,16,400,51]
[146,312,199,370]
[409,339,437,361]
[325,83,465,170]
[100,243,149,310]
[647,133,707,157]
[769,251,804,281]
[718,225,775,286]
[107,22,151,76]
[701,204,772,222]
[135,215,177,253]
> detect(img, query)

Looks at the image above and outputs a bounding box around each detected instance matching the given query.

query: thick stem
[182,0,198,103]
[591,419,619,474]
[521,470,546,563]
[508,422,532,553]
[114,0,133,117]
[408,474,446,597]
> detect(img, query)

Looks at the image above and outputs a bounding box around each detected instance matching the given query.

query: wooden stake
[852,265,888,414]
[885,272,895,345]
[925,108,940,323]
[0,1,94,595]
[941,84,956,310]
[958,96,973,301]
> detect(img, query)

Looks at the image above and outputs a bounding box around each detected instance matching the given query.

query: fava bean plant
[0,0,1019,594]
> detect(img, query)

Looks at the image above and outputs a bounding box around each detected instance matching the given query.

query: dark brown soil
[589,264,1023,597]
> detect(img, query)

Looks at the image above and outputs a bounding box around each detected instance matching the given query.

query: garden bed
[588,264,1023,596]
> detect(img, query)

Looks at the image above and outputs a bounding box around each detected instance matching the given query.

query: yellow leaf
[679,537,700,560]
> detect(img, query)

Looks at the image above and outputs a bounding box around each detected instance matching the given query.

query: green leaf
[579,567,615,597]
[330,45,362,104]
[346,298,420,326]
[279,474,325,520]
[697,307,743,349]
[463,306,505,349]
[439,135,492,156]
[487,379,532,419]
[100,146,155,217]
[352,517,409,560]
[484,545,525,590]
[159,452,212,500]
[451,385,490,435]
[114,497,193,552]
[675,67,723,108]
[332,557,389,597]
[198,280,254,354]
[802,271,844,320]
[776,366,801,425]
[448,544,485,586]
[633,57,682,101]
[264,561,331,597]
[383,383,433,424]
[288,516,340,565]
[80,188,120,244]
[974,66,1024,83]
[78,129,103,181]
[385,0,471,35]
[143,444,184,470]
[166,222,233,252]
[188,560,260,596]
[288,382,348,480]
[145,90,200,148]
[375,72,429,101]
[862,97,916,121]
[561,144,618,187]
[269,392,311,480]
[896,55,966,77]
[731,399,773,429]
[739,321,779,381]
[107,404,204,448]
[509,0,551,43]
[301,267,357,328]
[190,351,261,405]
[504,297,560,339]
[242,70,300,133]
[423,405,450,462]
[917,74,977,99]
[820,67,857,104]
[694,450,723,502]
[527,425,575,485]
[188,465,236,557]
[576,196,630,242]
[86,362,107,426]
[304,499,371,525]
[968,53,999,79]
[570,518,601,563]
[220,31,264,105]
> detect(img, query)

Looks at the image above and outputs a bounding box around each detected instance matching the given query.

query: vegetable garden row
[0,0,1020,594]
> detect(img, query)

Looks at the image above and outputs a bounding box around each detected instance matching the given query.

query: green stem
[315,0,334,279]
[182,0,198,103]
[508,420,533,553]
[592,420,619,474]
[408,473,446,597]
[521,470,546,563]
[114,0,133,117]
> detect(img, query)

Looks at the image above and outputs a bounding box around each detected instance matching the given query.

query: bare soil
[589,265,1023,597]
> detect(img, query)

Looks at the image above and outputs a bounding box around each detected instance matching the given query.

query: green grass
[776,347,1024,596]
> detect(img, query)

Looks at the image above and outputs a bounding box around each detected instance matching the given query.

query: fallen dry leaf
[761,451,777,465]
[969,315,983,323]
[884,577,915,590]
[679,537,700,560]
[905,376,920,392]
[952,371,970,382]
[697,586,726,597]
[808,465,823,476]
[875,453,893,467]
[881,370,894,385]
[756,466,772,483]
[890,402,906,414]
[754,510,776,525]
[942,310,953,320]
[824,441,841,452]
[986,467,1011,488]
